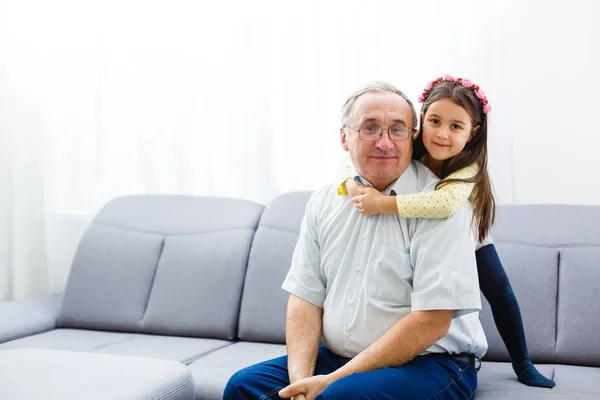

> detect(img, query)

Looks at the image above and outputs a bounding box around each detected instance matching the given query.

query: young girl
[339,75,555,389]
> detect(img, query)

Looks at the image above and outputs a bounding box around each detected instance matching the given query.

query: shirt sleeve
[281,194,326,307]
[395,163,478,218]
[409,205,481,317]
[336,155,356,196]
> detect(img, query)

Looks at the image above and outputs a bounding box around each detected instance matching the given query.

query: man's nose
[376,131,394,152]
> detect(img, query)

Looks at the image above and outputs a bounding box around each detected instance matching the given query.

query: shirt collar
[353,161,418,196]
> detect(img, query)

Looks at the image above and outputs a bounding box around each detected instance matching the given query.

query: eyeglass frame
[343,124,417,141]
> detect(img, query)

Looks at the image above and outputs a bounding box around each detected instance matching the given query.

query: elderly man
[224,82,487,400]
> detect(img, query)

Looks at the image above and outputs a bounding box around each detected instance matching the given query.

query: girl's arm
[395,164,478,218]
[352,164,478,218]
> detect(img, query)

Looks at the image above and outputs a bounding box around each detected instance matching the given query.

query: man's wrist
[289,370,312,384]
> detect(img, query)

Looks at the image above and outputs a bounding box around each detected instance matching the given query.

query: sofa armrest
[0,294,63,344]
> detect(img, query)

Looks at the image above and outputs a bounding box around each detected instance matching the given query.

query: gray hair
[340,82,417,129]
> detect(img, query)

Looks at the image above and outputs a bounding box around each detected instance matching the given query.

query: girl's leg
[476,243,555,388]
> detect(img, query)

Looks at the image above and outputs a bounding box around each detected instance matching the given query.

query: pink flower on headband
[419,74,491,114]
[475,89,486,100]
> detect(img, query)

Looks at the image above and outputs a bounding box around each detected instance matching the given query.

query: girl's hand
[344,177,363,198]
[352,187,384,216]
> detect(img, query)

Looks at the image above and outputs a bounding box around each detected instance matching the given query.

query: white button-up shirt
[282,160,488,359]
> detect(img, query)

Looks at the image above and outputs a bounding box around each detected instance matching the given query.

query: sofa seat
[188,341,286,400]
[477,361,600,399]
[0,328,233,365]
[0,348,194,400]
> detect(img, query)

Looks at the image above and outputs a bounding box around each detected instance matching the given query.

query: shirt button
[361,234,366,239]
[345,332,350,337]
[355,268,360,272]
[348,299,354,305]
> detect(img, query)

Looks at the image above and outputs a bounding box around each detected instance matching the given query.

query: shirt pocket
[366,243,413,307]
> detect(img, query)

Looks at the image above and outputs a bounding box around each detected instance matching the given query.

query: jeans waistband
[448,353,481,372]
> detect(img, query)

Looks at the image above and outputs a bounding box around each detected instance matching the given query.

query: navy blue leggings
[476,244,530,366]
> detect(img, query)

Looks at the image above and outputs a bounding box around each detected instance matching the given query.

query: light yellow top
[395,163,478,218]
[337,156,478,218]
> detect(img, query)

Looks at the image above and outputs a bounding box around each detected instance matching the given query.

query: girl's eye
[429,119,440,125]
[452,124,462,130]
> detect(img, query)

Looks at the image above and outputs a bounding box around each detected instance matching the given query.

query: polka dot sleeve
[395,163,479,219]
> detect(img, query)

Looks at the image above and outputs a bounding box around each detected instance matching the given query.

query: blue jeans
[223,345,477,400]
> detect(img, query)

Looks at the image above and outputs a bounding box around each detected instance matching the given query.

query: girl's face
[421,98,476,162]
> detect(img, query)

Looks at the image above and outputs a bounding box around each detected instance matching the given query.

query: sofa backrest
[57,195,264,340]
[237,192,312,343]
[239,194,600,367]
[483,205,600,367]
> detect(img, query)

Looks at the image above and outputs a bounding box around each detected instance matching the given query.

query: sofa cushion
[187,341,287,400]
[476,361,555,398]
[141,230,254,339]
[0,348,194,400]
[555,247,600,367]
[479,243,558,363]
[491,205,600,247]
[58,224,164,332]
[552,364,600,396]
[0,328,134,352]
[0,328,231,365]
[479,242,558,363]
[57,196,264,339]
[93,334,231,365]
[237,192,312,343]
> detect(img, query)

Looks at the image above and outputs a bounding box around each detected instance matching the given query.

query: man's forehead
[353,92,412,122]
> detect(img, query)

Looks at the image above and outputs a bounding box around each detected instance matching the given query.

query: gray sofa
[0,193,599,399]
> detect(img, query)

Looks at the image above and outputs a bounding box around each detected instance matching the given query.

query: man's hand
[352,186,384,216]
[278,375,331,400]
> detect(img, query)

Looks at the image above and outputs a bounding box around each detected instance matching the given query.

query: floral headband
[418,74,491,114]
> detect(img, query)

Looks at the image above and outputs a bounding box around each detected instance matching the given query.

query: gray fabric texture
[0,329,139,352]
[93,195,264,235]
[58,195,263,339]
[479,243,558,363]
[491,204,600,246]
[58,224,164,332]
[0,348,194,400]
[555,247,600,366]
[0,329,231,365]
[187,341,287,400]
[552,364,600,396]
[94,334,232,365]
[237,192,312,343]
[477,362,555,396]
[0,294,62,344]
[141,230,254,340]
[477,362,600,399]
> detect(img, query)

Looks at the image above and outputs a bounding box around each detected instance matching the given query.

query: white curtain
[1,0,599,300]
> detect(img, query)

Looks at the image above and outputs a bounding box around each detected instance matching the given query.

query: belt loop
[474,355,482,373]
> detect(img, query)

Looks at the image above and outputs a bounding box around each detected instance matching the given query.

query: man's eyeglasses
[344,125,416,141]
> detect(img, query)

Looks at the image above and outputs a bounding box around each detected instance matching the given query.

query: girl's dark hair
[412,80,495,243]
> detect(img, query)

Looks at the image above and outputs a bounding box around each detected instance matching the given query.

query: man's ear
[340,127,349,151]
[468,125,480,142]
